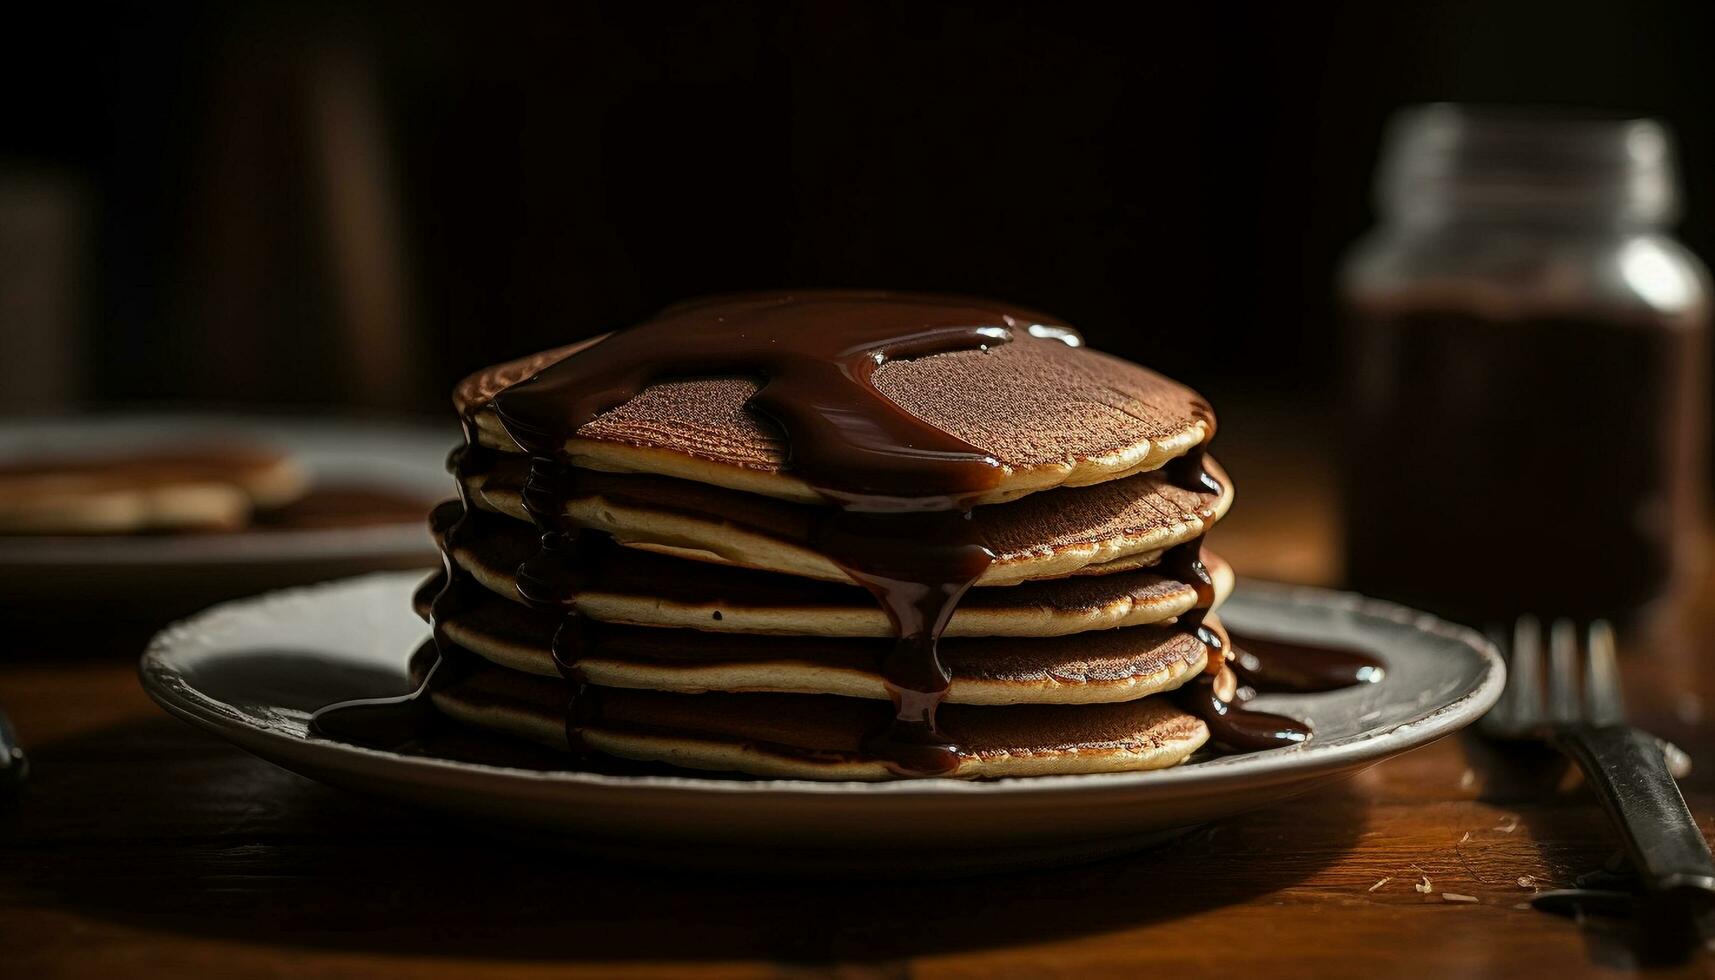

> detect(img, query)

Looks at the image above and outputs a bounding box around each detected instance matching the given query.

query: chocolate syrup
[307,649,447,748]
[1343,302,1707,625]
[493,292,1053,504]
[1164,419,1221,497]
[487,292,1073,775]
[1178,677,1313,752]
[311,421,489,746]
[1179,634,1385,752]
[1229,635,1386,693]
[549,610,599,754]
[1160,536,1224,666]
[425,420,491,652]
[1153,444,1376,752]
[1157,450,1314,752]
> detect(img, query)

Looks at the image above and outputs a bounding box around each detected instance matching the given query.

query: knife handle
[1556,725,1715,896]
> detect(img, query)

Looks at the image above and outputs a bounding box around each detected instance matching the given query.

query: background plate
[0,414,453,611]
[140,572,1503,875]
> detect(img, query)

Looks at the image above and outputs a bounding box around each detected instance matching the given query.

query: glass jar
[1340,105,1710,627]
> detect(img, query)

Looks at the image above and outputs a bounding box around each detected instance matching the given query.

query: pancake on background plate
[0,446,306,534]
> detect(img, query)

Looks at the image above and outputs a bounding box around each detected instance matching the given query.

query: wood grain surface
[4,420,1713,978]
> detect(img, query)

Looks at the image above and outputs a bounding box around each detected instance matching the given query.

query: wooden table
[5,428,1714,978]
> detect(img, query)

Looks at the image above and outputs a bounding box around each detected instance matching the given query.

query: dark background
[4,0,1713,416]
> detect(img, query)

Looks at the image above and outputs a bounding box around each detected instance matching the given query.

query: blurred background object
[4,0,1715,615]
[0,170,88,413]
[1341,106,1709,627]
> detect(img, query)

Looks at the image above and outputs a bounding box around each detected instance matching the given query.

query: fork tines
[1486,617,1623,733]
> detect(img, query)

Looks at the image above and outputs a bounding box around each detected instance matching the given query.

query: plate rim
[139,571,1505,800]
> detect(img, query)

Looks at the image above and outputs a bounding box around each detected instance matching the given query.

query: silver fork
[1483,617,1715,909]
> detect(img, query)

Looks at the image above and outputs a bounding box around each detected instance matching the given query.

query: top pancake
[455,331,1213,506]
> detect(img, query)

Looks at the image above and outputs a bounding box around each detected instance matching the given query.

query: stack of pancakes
[421,307,1236,780]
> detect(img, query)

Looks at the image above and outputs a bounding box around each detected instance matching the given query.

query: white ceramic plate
[140,571,1503,875]
[0,414,453,609]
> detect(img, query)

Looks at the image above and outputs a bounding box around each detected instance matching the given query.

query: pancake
[443,509,1235,638]
[430,660,1210,780]
[0,445,307,534]
[458,456,1231,586]
[415,575,1214,704]
[454,329,1212,506]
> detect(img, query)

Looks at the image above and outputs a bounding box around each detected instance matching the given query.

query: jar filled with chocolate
[1340,105,1710,627]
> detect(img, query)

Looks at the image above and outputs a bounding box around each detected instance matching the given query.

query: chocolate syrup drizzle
[311,422,486,745]
[316,291,1384,770]
[1152,448,1326,751]
[486,291,1068,775]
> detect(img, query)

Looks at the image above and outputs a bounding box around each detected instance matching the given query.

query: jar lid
[1377,104,1680,226]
